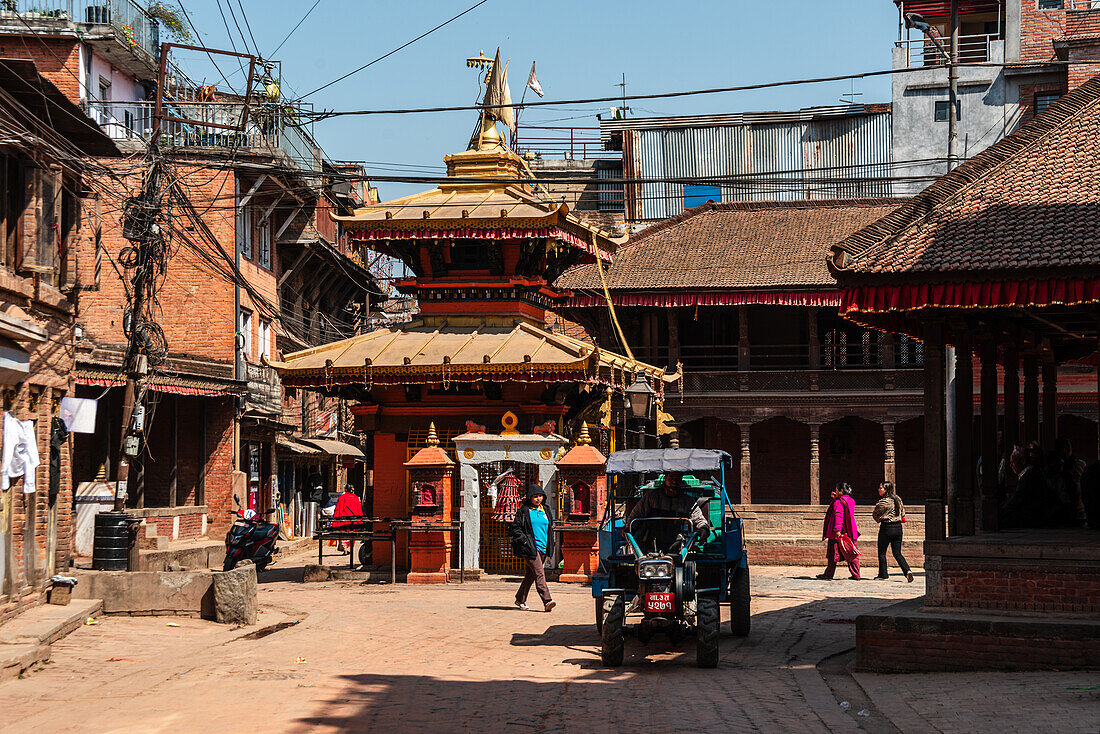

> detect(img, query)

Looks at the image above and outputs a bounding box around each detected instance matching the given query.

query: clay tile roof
[558,199,906,292]
[832,75,1100,279]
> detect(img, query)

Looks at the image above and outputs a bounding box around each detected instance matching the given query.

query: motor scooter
[224,498,279,572]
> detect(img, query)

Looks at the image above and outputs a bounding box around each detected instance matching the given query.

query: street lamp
[624,374,656,419]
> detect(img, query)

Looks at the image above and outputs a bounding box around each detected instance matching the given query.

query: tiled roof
[558,199,905,292]
[832,75,1100,278]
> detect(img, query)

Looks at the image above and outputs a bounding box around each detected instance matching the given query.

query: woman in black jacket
[509,485,556,612]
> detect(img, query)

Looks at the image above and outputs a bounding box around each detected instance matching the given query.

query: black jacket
[509,488,556,560]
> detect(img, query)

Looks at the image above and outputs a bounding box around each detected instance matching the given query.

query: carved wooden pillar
[738,423,752,505]
[923,319,947,541]
[883,421,897,486]
[666,308,681,368]
[1003,344,1020,452]
[1023,352,1040,444]
[809,422,821,505]
[737,306,750,371]
[979,337,1000,533]
[1041,346,1057,450]
[808,308,821,369]
[883,333,897,369]
[953,331,975,536]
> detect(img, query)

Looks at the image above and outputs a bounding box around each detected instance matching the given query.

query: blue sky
[178,1,900,198]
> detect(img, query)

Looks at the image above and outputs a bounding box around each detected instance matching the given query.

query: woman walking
[818,482,861,580]
[509,485,557,612]
[873,481,914,582]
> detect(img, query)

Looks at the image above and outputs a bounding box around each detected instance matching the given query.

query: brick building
[0,4,377,555]
[833,74,1100,671]
[556,198,936,563]
[0,58,119,621]
[889,0,1100,195]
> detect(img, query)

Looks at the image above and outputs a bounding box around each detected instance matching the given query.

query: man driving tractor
[622,472,711,544]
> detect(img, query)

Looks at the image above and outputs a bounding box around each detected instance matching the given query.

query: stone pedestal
[404,424,455,585]
[554,424,606,584]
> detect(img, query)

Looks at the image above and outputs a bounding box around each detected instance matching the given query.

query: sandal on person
[815,574,834,580]
[514,601,529,611]
[906,572,914,583]
[544,601,556,612]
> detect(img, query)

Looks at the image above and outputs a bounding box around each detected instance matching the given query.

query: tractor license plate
[645,592,674,613]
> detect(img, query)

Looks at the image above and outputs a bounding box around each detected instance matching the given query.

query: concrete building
[888,0,1100,195]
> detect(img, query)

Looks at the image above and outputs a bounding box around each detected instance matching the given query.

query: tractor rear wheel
[696,596,720,668]
[601,595,625,667]
[729,567,751,637]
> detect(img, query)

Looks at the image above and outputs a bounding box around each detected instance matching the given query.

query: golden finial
[466,50,491,69]
[427,422,439,447]
[577,423,591,446]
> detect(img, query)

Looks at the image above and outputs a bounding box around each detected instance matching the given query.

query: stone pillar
[979,339,1000,533]
[666,308,681,368]
[1003,345,1020,452]
[1023,352,1040,444]
[1041,348,1057,450]
[809,423,821,505]
[737,306,750,371]
[738,423,752,505]
[923,319,947,541]
[953,332,975,536]
[883,421,896,485]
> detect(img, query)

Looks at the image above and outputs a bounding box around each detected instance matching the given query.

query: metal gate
[477,461,539,575]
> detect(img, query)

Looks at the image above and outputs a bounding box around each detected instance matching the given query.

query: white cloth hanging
[2,412,39,494]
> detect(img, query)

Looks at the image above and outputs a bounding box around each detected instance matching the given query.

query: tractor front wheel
[696,596,720,668]
[729,567,751,637]
[601,595,625,667]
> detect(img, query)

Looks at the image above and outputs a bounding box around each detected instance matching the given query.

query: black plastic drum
[92,512,136,571]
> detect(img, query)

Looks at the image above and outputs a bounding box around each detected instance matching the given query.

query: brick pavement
[0,556,1094,733]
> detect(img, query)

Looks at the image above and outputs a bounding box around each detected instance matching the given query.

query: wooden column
[737,306,750,371]
[883,420,897,485]
[1041,348,1057,449]
[197,399,206,506]
[1023,352,1040,444]
[808,309,821,369]
[923,319,947,541]
[1003,344,1020,452]
[809,423,821,505]
[883,333,897,369]
[979,336,1000,532]
[738,423,752,505]
[952,331,975,536]
[168,396,178,508]
[666,308,681,367]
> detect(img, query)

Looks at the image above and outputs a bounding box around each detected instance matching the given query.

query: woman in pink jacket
[818,482,861,580]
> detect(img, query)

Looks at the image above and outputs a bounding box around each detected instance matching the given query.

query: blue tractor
[591,448,750,667]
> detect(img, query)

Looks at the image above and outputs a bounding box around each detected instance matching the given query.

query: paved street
[0,552,1095,733]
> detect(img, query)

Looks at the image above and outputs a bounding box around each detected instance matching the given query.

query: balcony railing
[86,100,320,173]
[681,369,923,394]
[514,126,616,160]
[0,0,159,60]
[896,33,1001,68]
[1069,1,1100,10]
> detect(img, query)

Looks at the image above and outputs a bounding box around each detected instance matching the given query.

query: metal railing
[1069,0,1100,10]
[897,33,1000,68]
[513,126,615,160]
[85,100,320,172]
[0,0,159,60]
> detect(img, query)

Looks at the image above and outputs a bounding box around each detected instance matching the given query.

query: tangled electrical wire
[120,185,172,369]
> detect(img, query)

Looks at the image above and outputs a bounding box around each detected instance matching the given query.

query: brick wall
[1018,81,1068,121]
[939,563,1100,613]
[0,36,83,100]
[1020,1,1066,63]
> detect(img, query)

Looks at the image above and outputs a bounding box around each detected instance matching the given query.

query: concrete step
[0,598,102,681]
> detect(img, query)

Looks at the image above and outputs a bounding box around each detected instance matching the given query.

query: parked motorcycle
[223,500,279,572]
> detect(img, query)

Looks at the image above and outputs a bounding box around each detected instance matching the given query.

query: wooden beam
[275,204,305,240]
[953,330,974,536]
[258,192,286,224]
[238,174,267,209]
[277,245,313,288]
[979,337,999,532]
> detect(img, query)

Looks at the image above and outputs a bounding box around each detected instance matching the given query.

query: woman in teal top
[509,486,557,612]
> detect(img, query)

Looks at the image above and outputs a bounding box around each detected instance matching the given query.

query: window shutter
[20,166,60,277]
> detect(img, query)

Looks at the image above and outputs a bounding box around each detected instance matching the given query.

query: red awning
[349,226,613,262]
[568,291,842,309]
[840,277,1100,315]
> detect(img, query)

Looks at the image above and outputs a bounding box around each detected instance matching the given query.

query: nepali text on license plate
[645,592,674,613]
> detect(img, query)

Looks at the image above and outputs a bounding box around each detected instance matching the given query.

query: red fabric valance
[841,277,1100,315]
[567,291,842,308]
[349,226,612,262]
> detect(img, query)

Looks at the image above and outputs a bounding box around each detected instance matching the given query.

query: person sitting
[622,472,710,551]
[333,484,365,553]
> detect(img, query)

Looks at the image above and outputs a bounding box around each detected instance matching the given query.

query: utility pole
[615,73,630,118]
[944,0,960,532]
